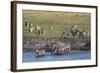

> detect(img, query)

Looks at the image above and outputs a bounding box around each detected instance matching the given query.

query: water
[23,51,91,63]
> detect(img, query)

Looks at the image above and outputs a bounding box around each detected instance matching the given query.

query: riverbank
[23,37,90,52]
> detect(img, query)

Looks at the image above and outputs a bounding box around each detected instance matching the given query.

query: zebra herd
[70,25,89,37]
[25,22,46,36]
[61,25,90,38]
[25,21,90,38]
[33,40,71,56]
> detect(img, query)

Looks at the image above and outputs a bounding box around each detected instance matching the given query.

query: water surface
[23,51,91,63]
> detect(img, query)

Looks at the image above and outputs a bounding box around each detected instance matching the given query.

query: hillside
[23,10,91,38]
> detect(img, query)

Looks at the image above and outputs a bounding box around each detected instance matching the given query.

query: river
[23,51,91,63]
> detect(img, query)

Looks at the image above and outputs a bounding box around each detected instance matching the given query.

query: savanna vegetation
[23,10,91,38]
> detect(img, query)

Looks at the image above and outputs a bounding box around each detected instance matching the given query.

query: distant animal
[25,21,28,27]
[41,28,45,35]
[34,25,41,36]
[70,25,88,37]
[61,32,66,39]
[29,23,33,32]
[49,26,53,30]
[34,25,46,36]
[36,26,41,31]
[52,42,71,55]
[77,31,88,37]
[70,25,79,37]
[35,48,45,57]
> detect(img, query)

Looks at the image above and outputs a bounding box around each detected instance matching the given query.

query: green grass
[23,10,91,38]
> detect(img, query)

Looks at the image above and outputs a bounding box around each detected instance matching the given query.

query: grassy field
[23,10,91,38]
